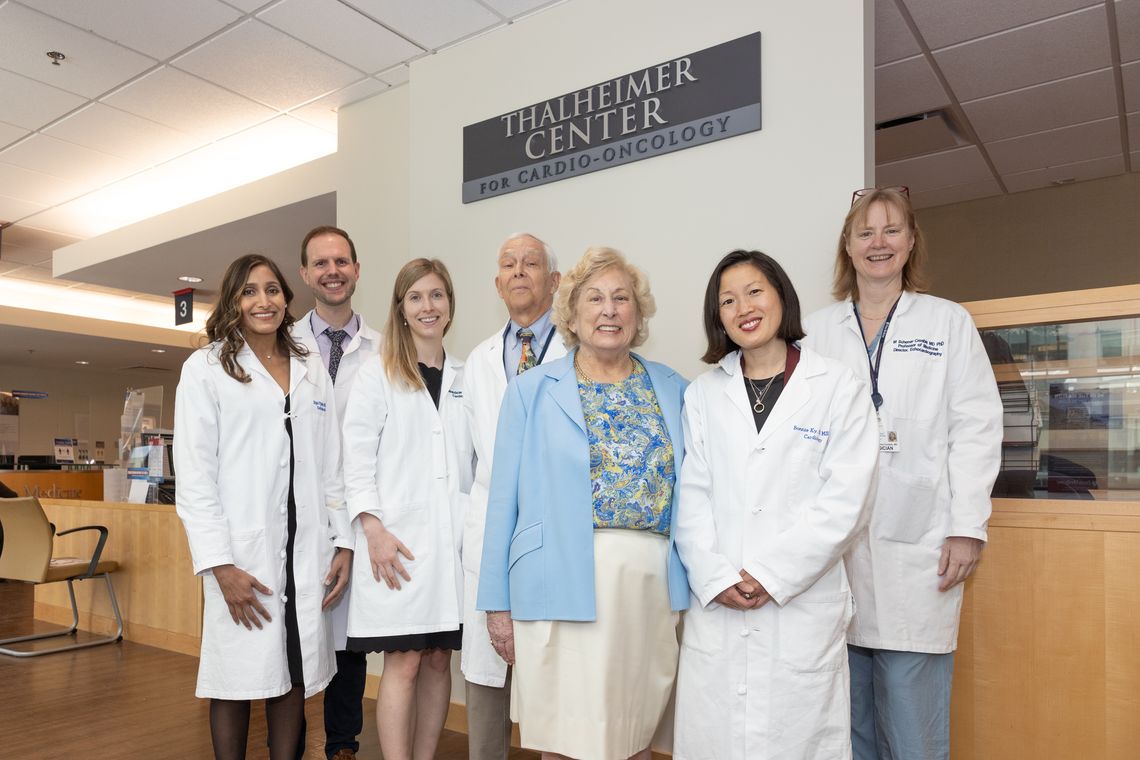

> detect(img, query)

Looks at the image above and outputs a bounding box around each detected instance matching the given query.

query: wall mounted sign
[462,32,762,203]
[174,287,194,326]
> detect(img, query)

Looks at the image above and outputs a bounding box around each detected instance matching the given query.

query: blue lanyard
[852,298,900,411]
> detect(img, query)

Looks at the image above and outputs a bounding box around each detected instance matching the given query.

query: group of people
[174,185,1003,760]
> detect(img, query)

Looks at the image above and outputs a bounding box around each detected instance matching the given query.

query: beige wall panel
[1104,533,1140,756]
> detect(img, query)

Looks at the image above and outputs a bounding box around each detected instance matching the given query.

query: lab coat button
[739,628,749,637]
[279,550,287,559]
[279,459,288,468]
[752,506,762,514]
[737,684,747,695]
[281,595,288,603]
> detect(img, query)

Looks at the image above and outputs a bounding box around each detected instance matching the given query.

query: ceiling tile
[0,2,155,98]
[904,0,1099,50]
[910,177,1003,209]
[0,225,79,250]
[933,6,1110,101]
[376,64,409,87]
[0,260,26,275]
[1128,111,1140,148]
[0,121,29,149]
[1,262,56,281]
[877,145,993,192]
[21,0,241,60]
[0,193,48,222]
[103,66,276,142]
[0,242,53,266]
[0,162,83,205]
[258,0,424,74]
[480,0,560,18]
[44,102,200,165]
[1002,154,1125,192]
[0,133,136,187]
[290,77,391,132]
[875,55,947,122]
[1118,0,1140,63]
[218,0,271,12]
[0,68,87,129]
[963,68,1117,142]
[986,117,1122,174]
[1124,60,1140,112]
[344,0,500,50]
[876,0,921,65]
[173,19,361,109]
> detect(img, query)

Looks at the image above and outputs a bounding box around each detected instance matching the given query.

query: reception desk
[35,498,201,656]
[2,470,105,500]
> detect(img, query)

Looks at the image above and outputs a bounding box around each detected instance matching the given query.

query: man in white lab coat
[461,233,565,760]
[292,225,382,760]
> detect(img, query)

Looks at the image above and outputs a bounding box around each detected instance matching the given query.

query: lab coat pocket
[776,590,852,673]
[230,528,271,582]
[508,522,543,571]
[872,467,943,543]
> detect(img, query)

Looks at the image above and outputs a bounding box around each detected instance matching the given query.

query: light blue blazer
[476,350,691,621]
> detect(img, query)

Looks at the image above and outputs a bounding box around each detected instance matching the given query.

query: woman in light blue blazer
[477,247,689,760]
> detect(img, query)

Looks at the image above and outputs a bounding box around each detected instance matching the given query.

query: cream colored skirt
[512,529,680,759]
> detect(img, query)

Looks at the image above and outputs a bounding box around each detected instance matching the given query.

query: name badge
[878,415,900,453]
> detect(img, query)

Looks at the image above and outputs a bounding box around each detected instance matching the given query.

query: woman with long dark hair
[174,253,351,759]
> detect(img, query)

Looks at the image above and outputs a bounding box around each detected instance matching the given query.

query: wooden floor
[0,617,538,759]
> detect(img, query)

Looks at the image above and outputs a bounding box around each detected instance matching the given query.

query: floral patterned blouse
[578,359,675,536]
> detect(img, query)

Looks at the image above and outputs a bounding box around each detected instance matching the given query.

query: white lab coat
[672,346,878,760]
[459,322,566,687]
[802,291,1003,653]
[293,310,382,648]
[174,342,350,700]
[342,353,474,638]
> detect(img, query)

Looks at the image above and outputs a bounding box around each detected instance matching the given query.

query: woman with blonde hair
[174,253,351,759]
[478,246,689,760]
[803,187,1002,760]
[342,258,474,760]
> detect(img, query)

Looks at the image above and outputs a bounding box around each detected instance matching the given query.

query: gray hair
[501,231,558,273]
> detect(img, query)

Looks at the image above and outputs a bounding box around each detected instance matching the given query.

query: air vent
[875,109,968,163]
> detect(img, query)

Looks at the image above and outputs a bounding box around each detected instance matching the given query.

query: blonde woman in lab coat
[802,187,1002,760]
[673,250,879,759]
[174,253,352,759]
[341,257,473,760]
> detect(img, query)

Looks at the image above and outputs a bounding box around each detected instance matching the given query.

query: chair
[0,496,124,657]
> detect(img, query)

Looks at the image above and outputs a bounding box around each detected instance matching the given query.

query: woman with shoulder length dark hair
[802,188,1002,760]
[341,258,474,760]
[672,249,879,760]
[174,253,352,759]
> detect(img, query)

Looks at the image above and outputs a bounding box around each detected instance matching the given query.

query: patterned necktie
[516,327,538,375]
[324,328,348,383]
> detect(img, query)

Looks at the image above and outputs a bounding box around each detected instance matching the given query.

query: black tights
[209,686,305,760]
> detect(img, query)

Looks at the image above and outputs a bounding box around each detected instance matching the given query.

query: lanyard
[501,319,556,376]
[852,297,900,411]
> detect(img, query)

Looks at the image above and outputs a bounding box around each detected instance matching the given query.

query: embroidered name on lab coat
[448,389,463,398]
[793,425,829,443]
[313,399,327,412]
[891,338,944,357]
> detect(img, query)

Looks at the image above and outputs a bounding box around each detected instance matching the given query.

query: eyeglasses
[851,185,910,206]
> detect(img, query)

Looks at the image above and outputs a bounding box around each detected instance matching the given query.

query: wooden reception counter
[34,498,201,656]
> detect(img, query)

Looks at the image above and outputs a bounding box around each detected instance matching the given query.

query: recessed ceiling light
[150,349,167,353]
[75,360,90,365]
[178,275,203,283]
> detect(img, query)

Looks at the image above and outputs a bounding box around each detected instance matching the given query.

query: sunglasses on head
[851,185,910,206]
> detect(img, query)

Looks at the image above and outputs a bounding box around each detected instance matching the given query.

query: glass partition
[981,315,1140,501]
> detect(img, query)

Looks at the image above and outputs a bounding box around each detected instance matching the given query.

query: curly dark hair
[204,253,307,383]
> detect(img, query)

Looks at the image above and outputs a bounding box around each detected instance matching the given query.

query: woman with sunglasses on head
[672,250,878,759]
[802,187,1003,760]
[174,253,351,759]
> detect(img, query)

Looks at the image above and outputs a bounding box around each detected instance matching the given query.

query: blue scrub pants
[849,644,954,760]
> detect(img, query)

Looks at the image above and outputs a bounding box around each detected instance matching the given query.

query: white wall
[398,0,872,378]
[1,364,177,458]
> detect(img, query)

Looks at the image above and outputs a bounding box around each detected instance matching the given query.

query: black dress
[346,363,462,654]
[283,395,304,686]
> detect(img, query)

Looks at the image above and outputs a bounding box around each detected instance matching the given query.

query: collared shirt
[501,309,555,379]
[309,311,360,372]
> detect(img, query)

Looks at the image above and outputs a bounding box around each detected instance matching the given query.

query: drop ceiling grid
[341,0,503,50]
